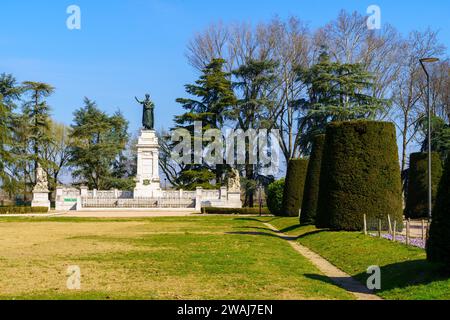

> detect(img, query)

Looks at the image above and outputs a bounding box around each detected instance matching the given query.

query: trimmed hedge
[405,152,443,219]
[0,206,49,214]
[266,179,285,216]
[281,159,309,217]
[427,157,450,267]
[300,135,326,225]
[316,121,403,231]
[202,207,271,215]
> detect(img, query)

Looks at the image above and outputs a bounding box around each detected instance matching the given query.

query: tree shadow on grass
[303,274,377,296]
[353,260,450,294]
[225,231,291,240]
[233,217,280,224]
[226,229,327,241]
[306,260,450,298]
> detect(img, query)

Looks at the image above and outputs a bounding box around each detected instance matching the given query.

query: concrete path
[60,210,197,218]
[264,223,382,301]
[0,212,65,218]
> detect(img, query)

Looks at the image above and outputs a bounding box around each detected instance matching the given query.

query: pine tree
[232,59,277,206]
[296,52,388,149]
[0,74,23,195]
[22,81,54,185]
[69,98,130,190]
[174,58,236,189]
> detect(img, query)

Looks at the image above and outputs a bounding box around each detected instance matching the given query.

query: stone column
[195,187,203,212]
[80,186,89,198]
[220,187,227,201]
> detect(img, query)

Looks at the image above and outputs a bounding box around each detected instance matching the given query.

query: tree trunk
[245,164,254,208]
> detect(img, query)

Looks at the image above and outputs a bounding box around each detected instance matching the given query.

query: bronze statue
[135,94,155,130]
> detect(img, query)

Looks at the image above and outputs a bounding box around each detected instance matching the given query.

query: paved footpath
[264,223,382,301]
[61,211,196,218]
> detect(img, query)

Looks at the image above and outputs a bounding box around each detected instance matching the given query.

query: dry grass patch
[0,216,353,300]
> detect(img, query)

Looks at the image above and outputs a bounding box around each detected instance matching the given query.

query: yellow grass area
[0,217,353,300]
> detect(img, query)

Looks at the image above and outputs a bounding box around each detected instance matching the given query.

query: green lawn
[265,217,450,300]
[0,216,352,300]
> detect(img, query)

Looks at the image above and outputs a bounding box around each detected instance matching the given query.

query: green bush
[266,179,285,216]
[281,159,309,217]
[427,157,450,267]
[405,152,443,219]
[202,207,270,215]
[316,121,403,231]
[300,135,326,225]
[0,206,49,214]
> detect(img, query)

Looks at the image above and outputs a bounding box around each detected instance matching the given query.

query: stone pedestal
[227,192,243,208]
[31,163,51,209]
[32,190,51,209]
[134,130,162,198]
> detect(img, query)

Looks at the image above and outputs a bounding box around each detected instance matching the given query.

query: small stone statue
[227,168,241,193]
[135,94,155,130]
[34,163,49,192]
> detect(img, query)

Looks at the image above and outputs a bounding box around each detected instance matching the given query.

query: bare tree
[391,29,446,173]
[313,11,403,113]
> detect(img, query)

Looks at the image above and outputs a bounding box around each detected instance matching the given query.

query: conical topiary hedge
[427,157,450,267]
[300,134,326,225]
[405,152,443,219]
[281,159,309,217]
[266,178,285,216]
[315,121,403,231]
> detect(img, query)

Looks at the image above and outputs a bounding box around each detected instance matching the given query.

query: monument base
[32,191,51,209]
[134,182,162,198]
[133,129,162,198]
[226,192,243,208]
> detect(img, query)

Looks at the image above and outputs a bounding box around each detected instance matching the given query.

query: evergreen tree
[174,58,236,189]
[22,81,54,184]
[296,52,388,150]
[69,98,131,190]
[420,116,450,161]
[0,96,12,182]
[0,74,23,196]
[232,59,277,206]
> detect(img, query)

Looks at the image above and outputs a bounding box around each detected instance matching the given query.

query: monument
[133,94,162,198]
[31,163,51,209]
[226,168,243,208]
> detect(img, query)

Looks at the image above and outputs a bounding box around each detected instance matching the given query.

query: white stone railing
[55,185,241,211]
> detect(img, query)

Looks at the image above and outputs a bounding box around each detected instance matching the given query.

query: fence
[82,197,195,209]
[56,186,239,211]
[363,214,429,249]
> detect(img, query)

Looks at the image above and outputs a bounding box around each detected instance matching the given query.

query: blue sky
[0,0,449,134]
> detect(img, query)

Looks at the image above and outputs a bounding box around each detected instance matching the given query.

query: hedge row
[405,152,443,219]
[281,159,309,217]
[266,179,285,216]
[316,121,403,231]
[202,207,271,215]
[427,157,450,267]
[0,206,49,214]
[300,134,326,225]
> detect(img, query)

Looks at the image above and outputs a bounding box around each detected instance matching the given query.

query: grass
[0,216,353,300]
[265,217,450,300]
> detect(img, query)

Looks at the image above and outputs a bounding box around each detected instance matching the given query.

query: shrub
[0,206,49,214]
[281,159,309,217]
[405,152,443,219]
[427,157,450,266]
[202,207,270,215]
[266,179,285,216]
[300,135,326,225]
[316,121,403,231]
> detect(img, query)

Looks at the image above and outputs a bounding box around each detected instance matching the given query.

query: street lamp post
[419,57,440,222]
